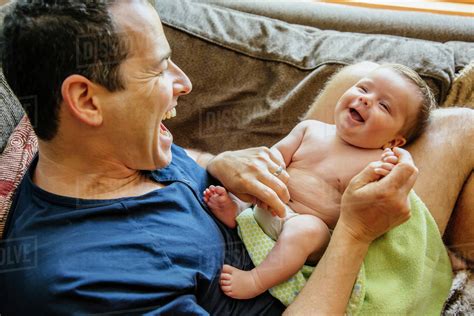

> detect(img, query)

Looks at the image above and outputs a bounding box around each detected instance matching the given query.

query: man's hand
[207,147,290,218]
[339,147,418,243]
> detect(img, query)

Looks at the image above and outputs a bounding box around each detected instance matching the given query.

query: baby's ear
[383,136,406,149]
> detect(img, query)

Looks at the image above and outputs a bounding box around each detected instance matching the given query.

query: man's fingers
[267,147,285,166]
[267,149,290,185]
[374,168,390,177]
[252,182,286,218]
[393,147,414,165]
[382,155,398,164]
[383,148,418,193]
[266,161,290,187]
[251,147,290,198]
[406,167,419,192]
[205,146,290,217]
[257,170,291,204]
[348,161,383,190]
[380,162,395,171]
[234,183,286,218]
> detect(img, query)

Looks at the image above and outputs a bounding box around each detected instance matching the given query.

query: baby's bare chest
[290,136,381,193]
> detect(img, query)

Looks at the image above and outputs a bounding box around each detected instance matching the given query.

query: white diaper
[253,204,299,240]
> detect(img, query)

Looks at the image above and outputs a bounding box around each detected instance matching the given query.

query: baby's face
[334,67,422,149]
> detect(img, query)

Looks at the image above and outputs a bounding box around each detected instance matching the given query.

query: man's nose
[171,61,192,96]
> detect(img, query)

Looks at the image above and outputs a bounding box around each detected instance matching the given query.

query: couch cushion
[157,0,456,154]
[445,41,474,73]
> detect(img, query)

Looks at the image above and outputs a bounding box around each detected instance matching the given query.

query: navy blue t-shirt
[0,144,284,315]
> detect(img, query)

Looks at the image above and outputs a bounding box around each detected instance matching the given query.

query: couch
[0,0,473,313]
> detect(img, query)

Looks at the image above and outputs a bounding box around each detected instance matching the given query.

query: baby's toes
[214,186,228,195]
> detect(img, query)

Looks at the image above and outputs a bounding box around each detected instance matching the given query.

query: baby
[203,64,435,299]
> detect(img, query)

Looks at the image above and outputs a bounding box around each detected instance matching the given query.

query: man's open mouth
[350,108,365,123]
[160,108,177,137]
[162,108,176,121]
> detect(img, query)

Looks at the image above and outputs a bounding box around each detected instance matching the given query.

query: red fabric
[0,116,38,237]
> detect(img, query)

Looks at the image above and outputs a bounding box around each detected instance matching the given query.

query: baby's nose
[359,96,371,107]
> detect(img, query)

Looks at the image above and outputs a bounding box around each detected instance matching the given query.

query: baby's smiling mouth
[350,108,365,123]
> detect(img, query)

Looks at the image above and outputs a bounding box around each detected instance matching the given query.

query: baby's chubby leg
[203,185,240,228]
[220,214,330,299]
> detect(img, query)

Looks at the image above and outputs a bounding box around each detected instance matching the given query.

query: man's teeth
[162,108,176,121]
[160,128,171,137]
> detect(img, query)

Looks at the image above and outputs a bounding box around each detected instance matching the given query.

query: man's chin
[154,151,173,170]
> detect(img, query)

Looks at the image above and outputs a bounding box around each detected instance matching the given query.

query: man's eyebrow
[159,49,172,63]
[148,49,172,70]
[159,49,172,64]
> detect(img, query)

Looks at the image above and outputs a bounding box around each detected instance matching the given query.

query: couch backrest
[206,1,474,74]
[206,1,474,43]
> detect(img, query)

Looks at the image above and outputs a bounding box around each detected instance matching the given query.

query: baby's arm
[272,120,313,167]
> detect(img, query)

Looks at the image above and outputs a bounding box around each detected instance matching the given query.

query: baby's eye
[358,86,367,93]
[380,102,390,112]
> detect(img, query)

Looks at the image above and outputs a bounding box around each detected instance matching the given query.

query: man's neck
[33,147,164,200]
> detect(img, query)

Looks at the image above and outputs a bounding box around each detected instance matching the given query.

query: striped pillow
[0,115,37,237]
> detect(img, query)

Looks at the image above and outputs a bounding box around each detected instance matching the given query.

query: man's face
[334,67,421,149]
[101,1,192,170]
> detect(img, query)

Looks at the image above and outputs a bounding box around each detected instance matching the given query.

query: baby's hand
[374,148,399,177]
[381,147,399,164]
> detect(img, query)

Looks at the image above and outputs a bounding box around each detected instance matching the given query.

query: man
[0,1,465,315]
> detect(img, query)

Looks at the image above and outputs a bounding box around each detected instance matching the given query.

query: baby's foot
[220,264,266,299]
[203,185,238,228]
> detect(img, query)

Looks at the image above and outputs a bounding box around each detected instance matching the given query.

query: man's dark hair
[3,0,129,140]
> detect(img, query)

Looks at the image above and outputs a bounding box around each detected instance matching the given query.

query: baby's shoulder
[297,119,333,128]
[297,120,335,138]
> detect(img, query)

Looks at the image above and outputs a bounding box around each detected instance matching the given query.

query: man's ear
[382,136,407,149]
[61,75,103,126]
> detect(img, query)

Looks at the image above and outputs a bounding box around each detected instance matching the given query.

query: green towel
[236,191,453,314]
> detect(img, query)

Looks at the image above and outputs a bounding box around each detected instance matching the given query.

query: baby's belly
[286,168,341,229]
